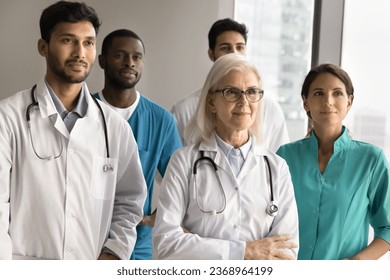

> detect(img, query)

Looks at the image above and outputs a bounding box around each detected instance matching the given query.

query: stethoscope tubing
[194,151,226,215]
[26,84,111,168]
[193,150,278,216]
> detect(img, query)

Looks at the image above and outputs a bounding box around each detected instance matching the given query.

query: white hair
[184,53,264,145]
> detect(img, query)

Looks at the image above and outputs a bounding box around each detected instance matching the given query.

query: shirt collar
[309,126,350,153]
[215,132,252,160]
[45,80,88,118]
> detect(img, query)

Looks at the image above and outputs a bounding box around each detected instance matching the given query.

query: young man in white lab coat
[0,1,146,260]
[171,18,289,151]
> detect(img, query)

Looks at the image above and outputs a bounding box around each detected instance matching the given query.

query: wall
[0,0,234,110]
[315,0,344,65]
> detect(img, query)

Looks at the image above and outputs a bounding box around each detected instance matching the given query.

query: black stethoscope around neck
[193,151,278,217]
[26,84,113,172]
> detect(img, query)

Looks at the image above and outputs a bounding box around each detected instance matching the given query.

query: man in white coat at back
[171,18,289,151]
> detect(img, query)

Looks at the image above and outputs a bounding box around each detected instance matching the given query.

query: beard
[47,51,90,84]
[106,70,141,90]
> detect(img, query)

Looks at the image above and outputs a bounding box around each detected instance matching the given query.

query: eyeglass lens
[222,87,263,102]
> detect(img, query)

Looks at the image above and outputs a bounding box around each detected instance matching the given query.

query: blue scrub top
[277,127,390,259]
[95,93,182,259]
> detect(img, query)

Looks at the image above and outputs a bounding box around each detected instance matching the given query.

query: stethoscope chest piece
[266,202,278,217]
[103,163,114,172]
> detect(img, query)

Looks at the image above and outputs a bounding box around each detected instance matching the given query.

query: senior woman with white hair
[152,53,298,260]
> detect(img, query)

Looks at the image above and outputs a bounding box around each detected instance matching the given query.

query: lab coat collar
[34,81,68,137]
[34,80,101,139]
[84,86,102,123]
[35,79,101,123]
[34,80,59,119]
[198,132,268,180]
[198,133,231,176]
[198,133,219,153]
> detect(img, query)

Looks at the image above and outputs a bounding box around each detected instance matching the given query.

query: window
[234,0,315,141]
[342,0,390,159]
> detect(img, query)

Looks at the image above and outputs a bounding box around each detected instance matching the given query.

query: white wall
[0,0,234,111]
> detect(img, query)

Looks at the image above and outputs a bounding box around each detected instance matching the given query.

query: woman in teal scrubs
[277,63,390,259]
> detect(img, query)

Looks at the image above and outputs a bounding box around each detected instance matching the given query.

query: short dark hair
[39,1,101,43]
[101,29,145,56]
[301,63,354,99]
[208,18,248,50]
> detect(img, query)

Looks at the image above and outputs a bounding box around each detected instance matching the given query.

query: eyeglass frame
[212,87,264,102]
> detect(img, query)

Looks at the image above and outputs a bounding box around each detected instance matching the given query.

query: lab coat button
[235,187,238,191]
[233,225,238,229]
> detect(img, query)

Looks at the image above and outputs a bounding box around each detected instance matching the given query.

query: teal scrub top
[95,94,182,259]
[277,127,390,260]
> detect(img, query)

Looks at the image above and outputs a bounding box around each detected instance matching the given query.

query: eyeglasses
[213,87,264,102]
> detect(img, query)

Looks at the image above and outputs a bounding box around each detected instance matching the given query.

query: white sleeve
[262,97,290,152]
[170,90,201,146]
[0,118,12,260]
[103,121,147,259]
[170,103,187,145]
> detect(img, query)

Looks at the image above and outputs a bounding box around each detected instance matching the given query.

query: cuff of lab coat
[101,247,120,259]
[228,240,246,260]
[104,240,131,260]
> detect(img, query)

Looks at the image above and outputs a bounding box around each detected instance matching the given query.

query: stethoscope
[193,151,278,216]
[26,84,114,172]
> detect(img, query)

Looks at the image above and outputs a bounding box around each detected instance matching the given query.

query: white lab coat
[170,88,290,151]
[152,134,299,260]
[0,80,147,260]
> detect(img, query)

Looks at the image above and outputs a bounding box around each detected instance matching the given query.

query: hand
[245,234,297,260]
[138,212,156,227]
[98,252,120,260]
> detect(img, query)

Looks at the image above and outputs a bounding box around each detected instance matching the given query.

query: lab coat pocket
[90,156,118,200]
